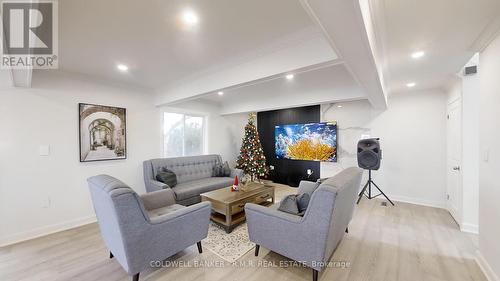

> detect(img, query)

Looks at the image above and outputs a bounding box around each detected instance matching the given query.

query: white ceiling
[367,0,500,94]
[200,63,366,115]
[198,0,500,112]
[58,0,323,90]
[156,0,388,109]
[52,0,387,111]
[19,0,500,114]
[155,28,337,105]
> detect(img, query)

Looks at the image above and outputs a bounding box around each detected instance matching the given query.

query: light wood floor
[0,185,486,281]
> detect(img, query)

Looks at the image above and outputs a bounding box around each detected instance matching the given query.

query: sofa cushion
[172,177,234,201]
[147,204,185,219]
[156,168,177,187]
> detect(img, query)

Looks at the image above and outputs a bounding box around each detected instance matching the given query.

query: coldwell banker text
[1,1,58,69]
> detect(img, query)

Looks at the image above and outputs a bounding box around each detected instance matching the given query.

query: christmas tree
[236,113,267,181]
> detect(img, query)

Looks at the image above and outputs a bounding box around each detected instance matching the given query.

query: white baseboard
[475,250,500,281]
[461,222,479,234]
[0,215,96,247]
[386,194,446,209]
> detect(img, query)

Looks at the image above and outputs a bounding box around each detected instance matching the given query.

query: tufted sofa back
[144,154,222,184]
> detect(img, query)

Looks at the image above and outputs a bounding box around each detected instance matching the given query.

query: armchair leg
[197,241,203,254]
[109,252,113,259]
[255,245,260,256]
[132,273,140,281]
[313,269,318,281]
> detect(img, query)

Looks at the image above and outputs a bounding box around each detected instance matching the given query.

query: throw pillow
[156,168,177,188]
[278,194,299,215]
[222,161,231,177]
[213,161,231,177]
[296,193,310,215]
[212,163,223,177]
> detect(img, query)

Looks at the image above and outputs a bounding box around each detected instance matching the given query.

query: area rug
[203,222,255,263]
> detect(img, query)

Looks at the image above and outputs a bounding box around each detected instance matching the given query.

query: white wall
[447,78,462,104]
[163,100,248,167]
[222,113,250,166]
[478,33,500,280]
[321,90,448,208]
[0,72,162,246]
[461,55,480,233]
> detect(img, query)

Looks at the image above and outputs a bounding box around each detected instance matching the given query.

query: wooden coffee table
[200,182,275,233]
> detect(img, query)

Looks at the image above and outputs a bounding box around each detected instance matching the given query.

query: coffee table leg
[225,205,232,233]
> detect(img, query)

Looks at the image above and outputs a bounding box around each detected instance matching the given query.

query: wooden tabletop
[200,182,274,204]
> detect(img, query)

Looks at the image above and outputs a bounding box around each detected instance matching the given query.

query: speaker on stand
[356,138,394,205]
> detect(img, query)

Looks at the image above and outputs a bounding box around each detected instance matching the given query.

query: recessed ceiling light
[411,51,425,59]
[117,64,128,72]
[337,105,343,108]
[217,91,224,96]
[406,82,416,88]
[286,74,294,80]
[182,9,199,26]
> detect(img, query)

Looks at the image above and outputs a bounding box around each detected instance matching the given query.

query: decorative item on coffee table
[231,176,239,192]
[240,174,252,192]
[236,112,268,182]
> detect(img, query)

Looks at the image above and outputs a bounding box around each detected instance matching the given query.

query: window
[163,112,205,157]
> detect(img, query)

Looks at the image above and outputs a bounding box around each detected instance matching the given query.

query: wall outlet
[41,197,51,208]
[483,148,489,162]
[39,145,50,156]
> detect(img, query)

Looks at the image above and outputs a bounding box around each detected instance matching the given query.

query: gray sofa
[87,174,211,281]
[143,154,243,206]
[245,167,363,281]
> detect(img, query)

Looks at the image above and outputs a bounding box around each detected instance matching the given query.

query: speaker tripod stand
[357,170,394,205]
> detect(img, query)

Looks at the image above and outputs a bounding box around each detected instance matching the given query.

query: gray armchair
[245,167,362,281]
[87,175,211,281]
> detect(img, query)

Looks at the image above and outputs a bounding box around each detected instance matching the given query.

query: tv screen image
[275,122,337,162]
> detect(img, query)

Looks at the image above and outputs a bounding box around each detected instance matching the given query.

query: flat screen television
[275,122,337,162]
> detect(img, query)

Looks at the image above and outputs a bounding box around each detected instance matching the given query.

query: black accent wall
[257,105,321,186]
